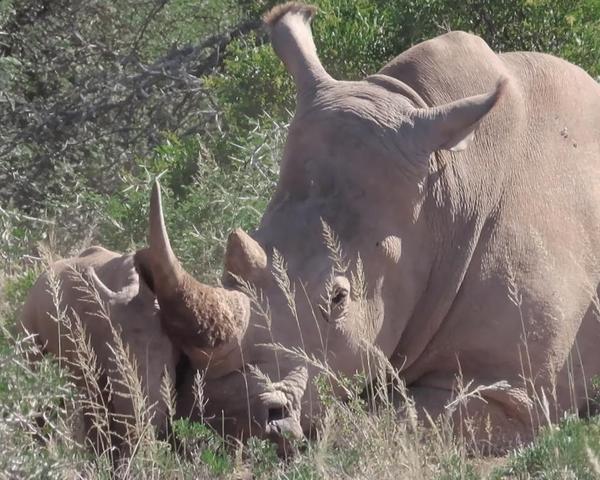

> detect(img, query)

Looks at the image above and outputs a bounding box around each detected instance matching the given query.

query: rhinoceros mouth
[264,402,305,456]
[268,404,291,423]
[266,414,304,439]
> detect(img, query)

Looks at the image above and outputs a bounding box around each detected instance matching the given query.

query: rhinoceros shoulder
[377,30,596,110]
[378,32,508,102]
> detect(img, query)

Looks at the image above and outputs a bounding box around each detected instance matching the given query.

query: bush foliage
[2,0,599,274]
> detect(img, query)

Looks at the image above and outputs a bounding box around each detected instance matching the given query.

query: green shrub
[494,415,600,479]
[172,419,233,476]
[207,0,600,160]
[0,266,39,330]
[87,125,281,281]
[0,331,85,479]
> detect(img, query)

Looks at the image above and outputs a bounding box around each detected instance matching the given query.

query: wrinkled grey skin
[156,3,600,452]
[20,246,178,452]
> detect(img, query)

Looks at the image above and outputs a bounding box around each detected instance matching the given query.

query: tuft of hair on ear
[263,2,317,27]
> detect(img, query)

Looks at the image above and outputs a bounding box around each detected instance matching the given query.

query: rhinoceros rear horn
[264,2,332,93]
[412,77,509,153]
[224,228,267,285]
[134,181,249,352]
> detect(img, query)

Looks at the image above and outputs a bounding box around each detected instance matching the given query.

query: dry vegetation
[2,234,600,479]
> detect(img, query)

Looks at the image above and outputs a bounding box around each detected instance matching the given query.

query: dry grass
[1,233,600,479]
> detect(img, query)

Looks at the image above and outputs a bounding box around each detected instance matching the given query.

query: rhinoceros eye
[330,276,350,305]
[320,276,351,322]
[331,288,348,305]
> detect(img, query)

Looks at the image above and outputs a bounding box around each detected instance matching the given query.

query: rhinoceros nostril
[268,405,290,423]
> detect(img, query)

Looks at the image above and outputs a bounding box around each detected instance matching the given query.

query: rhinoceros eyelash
[331,290,347,305]
[318,287,349,323]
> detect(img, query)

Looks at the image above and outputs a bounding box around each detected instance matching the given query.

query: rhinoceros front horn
[134,181,250,360]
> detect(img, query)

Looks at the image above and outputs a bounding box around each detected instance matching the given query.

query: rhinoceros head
[140,2,508,447]
[134,183,308,447]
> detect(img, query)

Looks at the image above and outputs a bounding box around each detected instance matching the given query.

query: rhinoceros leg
[554,295,600,418]
[406,385,534,454]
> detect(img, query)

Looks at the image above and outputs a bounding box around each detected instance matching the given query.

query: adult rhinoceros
[136,2,600,451]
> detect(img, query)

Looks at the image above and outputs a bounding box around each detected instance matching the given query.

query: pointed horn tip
[228,227,249,242]
[226,229,245,255]
[150,178,161,209]
[225,228,268,275]
[149,177,167,240]
[263,2,317,27]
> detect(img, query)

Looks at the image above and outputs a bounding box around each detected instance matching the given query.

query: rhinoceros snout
[249,365,308,453]
[264,404,305,456]
[265,403,303,436]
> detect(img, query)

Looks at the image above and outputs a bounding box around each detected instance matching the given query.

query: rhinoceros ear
[413,77,509,153]
[224,228,268,284]
[264,2,332,94]
[85,267,137,305]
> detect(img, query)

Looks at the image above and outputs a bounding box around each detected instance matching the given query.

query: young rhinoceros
[20,237,178,454]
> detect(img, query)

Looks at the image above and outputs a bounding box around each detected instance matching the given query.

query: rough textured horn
[134,181,249,355]
[264,2,332,94]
